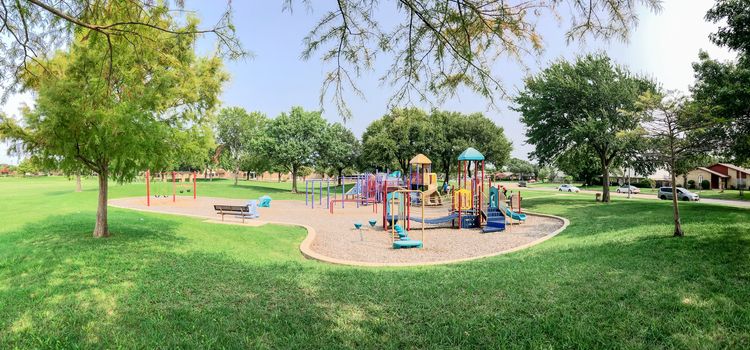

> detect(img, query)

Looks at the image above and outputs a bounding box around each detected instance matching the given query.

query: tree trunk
[278,172,281,182]
[246,171,250,181]
[75,173,82,192]
[443,162,451,186]
[234,165,239,186]
[338,168,343,186]
[670,167,684,237]
[601,158,611,203]
[93,171,109,238]
[682,174,688,188]
[291,165,298,193]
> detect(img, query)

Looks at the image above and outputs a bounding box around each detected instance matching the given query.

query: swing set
[145,170,197,206]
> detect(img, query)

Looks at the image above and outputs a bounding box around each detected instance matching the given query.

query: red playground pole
[172,171,176,202]
[146,169,151,207]
[193,171,197,200]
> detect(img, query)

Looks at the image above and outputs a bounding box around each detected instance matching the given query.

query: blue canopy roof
[457,147,485,161]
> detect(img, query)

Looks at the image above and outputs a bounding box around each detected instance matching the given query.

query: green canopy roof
[457,147,485,161]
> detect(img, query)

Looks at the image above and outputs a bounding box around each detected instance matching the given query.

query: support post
[458,191,462,229]
[172,171,176,202]
[146,169,151,207]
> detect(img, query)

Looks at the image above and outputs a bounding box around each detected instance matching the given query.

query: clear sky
[0,0,735,165]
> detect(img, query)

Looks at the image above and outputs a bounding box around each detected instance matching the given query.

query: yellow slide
[423,186,443,206]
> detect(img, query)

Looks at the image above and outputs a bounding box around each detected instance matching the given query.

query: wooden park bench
[213,205,252,223]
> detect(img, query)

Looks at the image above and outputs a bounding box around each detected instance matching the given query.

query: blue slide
[505,207,526,222]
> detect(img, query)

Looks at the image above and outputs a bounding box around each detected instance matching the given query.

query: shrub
[687,180,696,189]
[701,180,711,190]
[636,178,654,188]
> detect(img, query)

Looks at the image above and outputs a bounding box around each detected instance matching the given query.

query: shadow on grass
[1,196,749,348]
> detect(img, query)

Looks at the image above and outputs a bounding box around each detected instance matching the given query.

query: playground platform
[109,196,566,266]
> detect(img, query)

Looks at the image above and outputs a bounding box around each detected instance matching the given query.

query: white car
[616,185,640,194]
[558,184,580,192]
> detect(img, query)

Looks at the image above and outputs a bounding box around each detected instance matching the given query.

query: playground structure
[300,147,529,249]
[145,170,197,207]
[408,154,443,206]
[304,172,400,213]
[388,189,425,248]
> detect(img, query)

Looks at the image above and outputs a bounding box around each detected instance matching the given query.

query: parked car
[558,184,580,192]
[518,181,527,187]
[616,185,640,194]
[657,187,700,201]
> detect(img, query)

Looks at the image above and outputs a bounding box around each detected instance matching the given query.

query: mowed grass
[1,177,750,348]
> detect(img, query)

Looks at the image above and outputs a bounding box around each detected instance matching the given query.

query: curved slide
[504,207,526,221]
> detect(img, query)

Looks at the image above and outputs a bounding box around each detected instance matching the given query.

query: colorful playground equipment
[454,147,485,229]
[144,170,197,207]
[305,172,400,213]
[408,154,443,206]
[304,147,528,249]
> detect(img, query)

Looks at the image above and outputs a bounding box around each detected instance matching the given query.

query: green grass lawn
[1,176,750,348]
[694,189,749,201]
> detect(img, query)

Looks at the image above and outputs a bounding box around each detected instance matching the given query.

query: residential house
[686,163,749,190]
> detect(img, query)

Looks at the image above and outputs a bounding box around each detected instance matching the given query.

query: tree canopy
[362,108,511,180]
[265,107,329,193]
[0,0,241,98]
[319,123,361,185]
[505,158,535,180]
[691,53,750,163]
[0,7,227,237]
[295,0,661,118]
[361,108,431,173]
[514,54,654,202]
[216,107,267,185]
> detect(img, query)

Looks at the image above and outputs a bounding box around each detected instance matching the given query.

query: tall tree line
[361,108,512,182]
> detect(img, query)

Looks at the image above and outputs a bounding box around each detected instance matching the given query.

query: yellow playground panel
[452,189,472,210]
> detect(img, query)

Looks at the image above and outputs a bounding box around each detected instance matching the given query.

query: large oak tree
[514,54,654,202]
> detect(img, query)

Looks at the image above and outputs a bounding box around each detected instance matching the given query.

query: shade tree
[361,108,431,173]
[216,107,267,185]
[0,9,227,237]
[514,54,654,202]
[505,158,535,180]
[265,107,329,193]
[320,123,361,185]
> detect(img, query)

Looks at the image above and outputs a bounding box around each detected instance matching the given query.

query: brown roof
[697,167,729,178]
[718,163,750,175]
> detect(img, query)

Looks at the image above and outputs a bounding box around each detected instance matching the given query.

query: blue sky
[0,0,735,165]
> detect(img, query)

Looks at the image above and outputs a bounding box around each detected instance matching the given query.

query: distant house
[492,172,515,181]
[686,163,749,190]
[616,168,672,187]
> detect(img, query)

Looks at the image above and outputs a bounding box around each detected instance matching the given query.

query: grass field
[1,176,749,348]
